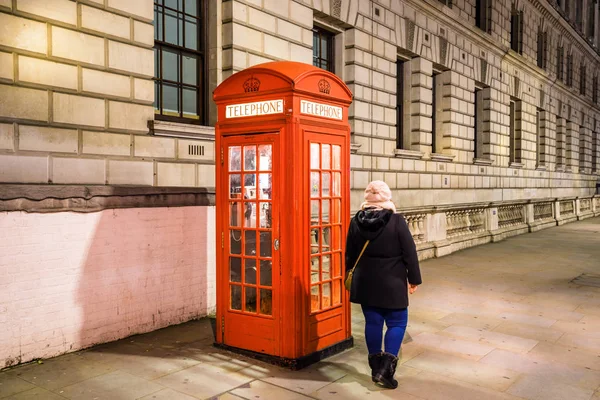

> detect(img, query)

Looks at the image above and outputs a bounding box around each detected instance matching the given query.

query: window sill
[148,120,215,140]
[536,164,547,171]
[430,153,455,163]
[555,166,566,172]
[394,149,424,160]
[509,162,524,169]
[350,143,362,154]
[473,158,493,166]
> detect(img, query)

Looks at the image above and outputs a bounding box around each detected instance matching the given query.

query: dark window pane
[163,83,180,115]
[260,260,272,286]
[185,17,198,50]
[165,0,182,10]
[321,35,328,57]
[185,0,198,16]
[162,48,179,81]
[154,47,160,77]
[165,9,183,46]
[260,231,272,258]
[260,289,272,315]
[245,230,256,256]
[182,54,197,85]
[231,285,241,310]
[245,287,257,313]
[182,87,198,118]
[154,81,159,110]
[230,257,241,282]
[154,7,163,41]
[245,258,256,284]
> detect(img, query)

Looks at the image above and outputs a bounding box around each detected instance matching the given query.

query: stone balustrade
[393,195,599,260]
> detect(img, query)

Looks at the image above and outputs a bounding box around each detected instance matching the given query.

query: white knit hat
[360,180,396,213]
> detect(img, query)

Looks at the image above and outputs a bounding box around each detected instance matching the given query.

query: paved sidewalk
[1,217,600,400]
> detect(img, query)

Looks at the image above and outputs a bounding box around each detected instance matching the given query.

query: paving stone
[438,312,504,330]
[8,355,115,391]
[557,333,600,352]
[232,380,313,399]
[551,320,600,337]
[507,375,595,400]
[260,363,346,395]
[496,312,557,328]
[137,388,198,400]
[58,370,163,400]
[479,349,600,390]
[95,347,201,380]
[394,370,524,400]
[527,342,600,371]
[410,332,495,360]
[442,325,538,353]
[153,363,256,399]
[1,386,67,400]
[482,299,585,322]
[311,374,422,400]
[492,321,565,343]
[0,373,36,398]
[404,351,521,391]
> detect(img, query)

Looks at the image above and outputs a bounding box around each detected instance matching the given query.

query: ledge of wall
[0,185,215,213]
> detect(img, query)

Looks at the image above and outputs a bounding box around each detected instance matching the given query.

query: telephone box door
[220,133,280,355]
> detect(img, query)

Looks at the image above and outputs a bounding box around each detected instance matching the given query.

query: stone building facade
[1,0,599,367]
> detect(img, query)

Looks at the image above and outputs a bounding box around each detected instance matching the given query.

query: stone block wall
[0,1,215,188]
[238,0,600,211]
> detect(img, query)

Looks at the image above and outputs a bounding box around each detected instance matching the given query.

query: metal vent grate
[188,144,205,156]
[571,274,600,288]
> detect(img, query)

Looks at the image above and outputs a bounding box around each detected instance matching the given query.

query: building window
[580,64,586,95]
[476,0,492,33]
[556,117,566,168]
[557,45,564,81]
[593,75,598,103]
[438,0,453,8]
[474,87,483,159]
[510,7,524,54]
[396,60,406,149]
[536,108,543,166]
[566,53,573,86]
[537,29,548,69]
[313,27,334,72]
[509,99,521,163]
[154,0,206,123]
[432,72,442,153]
[579,112,586,171]
[575,0,583,31]
[587,0,597,41]
[594,118,599,172]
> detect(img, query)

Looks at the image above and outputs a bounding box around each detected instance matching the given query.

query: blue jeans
[361,305,408,357]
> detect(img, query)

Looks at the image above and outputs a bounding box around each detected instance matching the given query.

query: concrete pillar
[487,207,499,231]
[554,199,561,222]
[426,212,447,242]
[525,203,535,224]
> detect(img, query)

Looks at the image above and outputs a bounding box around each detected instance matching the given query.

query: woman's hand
[409,284,418,294]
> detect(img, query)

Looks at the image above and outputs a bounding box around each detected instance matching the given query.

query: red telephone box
[213,61,353,368]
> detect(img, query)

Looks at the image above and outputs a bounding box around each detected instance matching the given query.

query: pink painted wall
[0,206,216,369]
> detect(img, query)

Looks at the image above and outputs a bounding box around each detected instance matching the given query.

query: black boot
[373,352,398,389]
[367,353,382,382]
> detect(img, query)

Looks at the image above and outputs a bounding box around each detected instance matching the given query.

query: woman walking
[345,180,422,389]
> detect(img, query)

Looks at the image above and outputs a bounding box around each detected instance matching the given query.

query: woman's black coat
[345,209,422,309]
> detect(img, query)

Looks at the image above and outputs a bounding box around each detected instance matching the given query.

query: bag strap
[349,240,370,274]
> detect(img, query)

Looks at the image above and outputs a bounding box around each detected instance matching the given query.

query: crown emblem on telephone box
[318,79,331,94]
[243,77,261,92]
